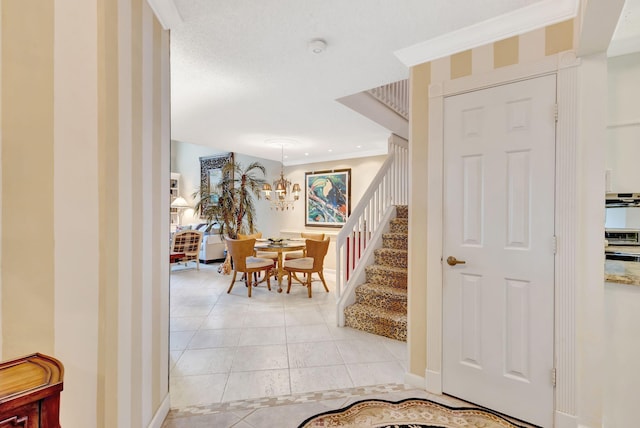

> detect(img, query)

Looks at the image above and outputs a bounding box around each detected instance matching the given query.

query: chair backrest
[237,232,262,240]
[305,237,330,271]
[172,230,203,255]
[225,237,256,271]
[301,232,325,241]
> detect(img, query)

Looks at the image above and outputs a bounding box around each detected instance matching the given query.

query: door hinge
[552,236,557,255]
[551,368,557,387]
[554,103,559,122]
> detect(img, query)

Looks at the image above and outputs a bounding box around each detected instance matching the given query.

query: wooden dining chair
[238,232,278,262]
[225,237,274,297]
[282,237,330,298]
[285,232,326,260]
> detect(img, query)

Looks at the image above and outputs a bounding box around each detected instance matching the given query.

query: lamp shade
[171,197,190,209]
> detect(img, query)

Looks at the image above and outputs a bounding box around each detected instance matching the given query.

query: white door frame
[425,51,580,428]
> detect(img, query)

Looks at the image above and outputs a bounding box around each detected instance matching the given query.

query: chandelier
[262,144,301,211]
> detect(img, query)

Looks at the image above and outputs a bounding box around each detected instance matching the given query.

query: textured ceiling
[169,0,634,165]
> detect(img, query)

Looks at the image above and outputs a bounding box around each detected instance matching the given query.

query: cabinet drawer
[0,402,39,428]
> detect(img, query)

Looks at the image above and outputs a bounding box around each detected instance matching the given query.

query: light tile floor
[166,262,537,428]
[168,262,408,410]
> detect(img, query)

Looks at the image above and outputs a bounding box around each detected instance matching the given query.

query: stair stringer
[336,205,395,326]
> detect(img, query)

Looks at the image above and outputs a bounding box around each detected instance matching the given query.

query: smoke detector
[308,39,327,54]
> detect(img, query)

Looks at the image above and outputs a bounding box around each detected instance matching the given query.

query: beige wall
[2,0,55,358]
[407,19,576,379]
[171,140,284,238]
[1,0,170,427]
[280,154,387,269]
[171,139,387,270]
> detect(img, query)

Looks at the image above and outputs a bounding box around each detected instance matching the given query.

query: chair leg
[286,270,293,294]
[227,271,238,294]
[318,271,329,293]
[247,271,252,298]
[265,267,271,291]
[307,273,312,298]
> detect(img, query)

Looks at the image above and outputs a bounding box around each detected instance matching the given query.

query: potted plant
[194,159,267,273]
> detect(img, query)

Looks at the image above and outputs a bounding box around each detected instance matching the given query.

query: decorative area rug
[297,398,527,428]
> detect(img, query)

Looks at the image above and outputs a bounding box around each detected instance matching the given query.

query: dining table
[254,239,306,292]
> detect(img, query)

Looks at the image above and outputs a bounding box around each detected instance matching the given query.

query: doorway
[441,75,556,427]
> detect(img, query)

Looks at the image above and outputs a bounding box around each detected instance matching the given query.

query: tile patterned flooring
[167,262,409,425]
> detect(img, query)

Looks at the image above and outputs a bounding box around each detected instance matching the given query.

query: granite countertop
[605,260,640,286]
[605,245,640,255]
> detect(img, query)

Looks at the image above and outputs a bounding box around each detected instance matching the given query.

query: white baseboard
[555,410,579,428]
[404,371,425,389]
[148,393,170,428]
[425,369,442,394]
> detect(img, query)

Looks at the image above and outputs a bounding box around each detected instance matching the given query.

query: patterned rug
[297,398,527,428]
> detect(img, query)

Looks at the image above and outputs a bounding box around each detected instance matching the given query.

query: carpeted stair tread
[374,248,408,268]
[343,205,409,342]
[365,265,407,288]
[395,205,408,219]
[382,233,408,250]
[355,282,407,311]
[344,303,407,342]
[389,218,408,234]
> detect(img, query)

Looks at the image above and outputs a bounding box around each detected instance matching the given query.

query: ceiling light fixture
[308,38,327,54]
[262,143,301,211]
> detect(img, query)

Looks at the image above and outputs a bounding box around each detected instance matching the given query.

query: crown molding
[146,0,182,30]
[394,0,579,67]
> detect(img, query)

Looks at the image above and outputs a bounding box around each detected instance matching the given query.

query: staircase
[344,205,408,342]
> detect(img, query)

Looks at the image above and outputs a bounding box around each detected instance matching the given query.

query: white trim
[404,371,426,389]
[141,3,154,423]
[555,410,579,428]
[425,369,442,394]
[147,393,170,428]
[425,83,444,398]
[427,51,580,428]
[145,0,182,30]
[395,0,578,67]
[555,54,580,422]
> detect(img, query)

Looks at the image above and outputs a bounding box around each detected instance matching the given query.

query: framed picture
[305,169,351,227]
[199,152,233,218]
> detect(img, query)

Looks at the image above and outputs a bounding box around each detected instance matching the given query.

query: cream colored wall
[172,141,386,270]
[279,154,386,269]
[606,52,640,192]
[171,140,283,238]
[604,281,640,427]
[2,0,55,358]
[1,1,170,427]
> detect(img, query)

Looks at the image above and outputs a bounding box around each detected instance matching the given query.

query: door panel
[443,75,556,428]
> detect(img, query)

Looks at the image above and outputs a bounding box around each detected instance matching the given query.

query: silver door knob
[446,256,466,266]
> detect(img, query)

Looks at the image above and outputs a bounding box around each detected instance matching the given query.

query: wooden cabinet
[0,354,64,428]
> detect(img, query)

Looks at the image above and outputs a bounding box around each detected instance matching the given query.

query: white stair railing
[334,135,408,300]
[367,79,410,120]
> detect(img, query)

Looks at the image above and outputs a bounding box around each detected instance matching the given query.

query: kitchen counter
[605,245,640,255]
[605,259,640,286]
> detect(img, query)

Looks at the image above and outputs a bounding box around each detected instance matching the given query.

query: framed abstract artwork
[305,169,351,227]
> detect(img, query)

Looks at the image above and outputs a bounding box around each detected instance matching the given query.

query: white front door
[442,75,556,427]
